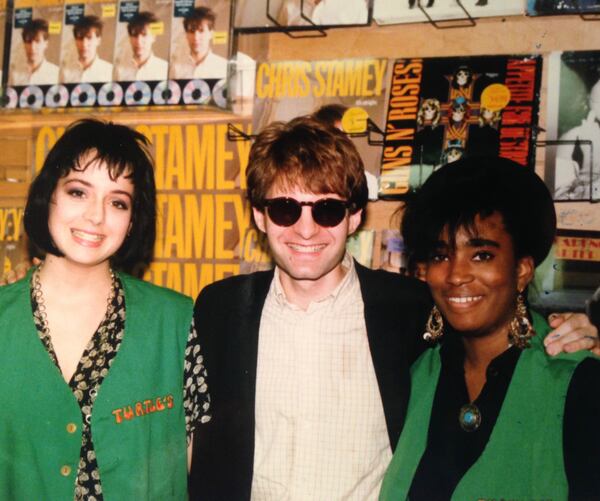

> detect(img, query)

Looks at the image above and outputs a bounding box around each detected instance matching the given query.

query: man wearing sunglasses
[188,115,599,500]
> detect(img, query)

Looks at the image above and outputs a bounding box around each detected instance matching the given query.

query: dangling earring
[509,293,536,349]
[423,305,444,342]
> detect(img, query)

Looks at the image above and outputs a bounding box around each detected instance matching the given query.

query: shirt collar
[79,56,97,72]
[133,53,155,69]
[271,252,358,311]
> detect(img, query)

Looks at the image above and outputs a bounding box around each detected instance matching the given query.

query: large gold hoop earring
[509,293,536,349]
[423,305,444,342]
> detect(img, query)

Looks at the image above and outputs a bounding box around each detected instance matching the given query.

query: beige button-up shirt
[251,255,392,500]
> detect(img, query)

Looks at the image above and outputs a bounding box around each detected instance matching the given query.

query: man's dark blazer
[189,262,432,501]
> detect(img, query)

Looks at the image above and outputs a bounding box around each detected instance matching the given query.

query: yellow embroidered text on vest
[112,395,174,424]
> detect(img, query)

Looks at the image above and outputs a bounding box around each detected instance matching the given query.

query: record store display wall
[2,0,232,109]
[0,1,599,311]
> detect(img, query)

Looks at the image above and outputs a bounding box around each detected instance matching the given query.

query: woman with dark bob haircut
[0,119,210,500]
[25,119,156,270]
[380,156,600,500]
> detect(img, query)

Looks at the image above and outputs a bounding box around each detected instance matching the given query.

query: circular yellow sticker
[480,84,511,112]
[341,107,369,134]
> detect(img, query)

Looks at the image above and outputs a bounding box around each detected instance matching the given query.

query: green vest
[380,312,592,501]
[0,272,192,501]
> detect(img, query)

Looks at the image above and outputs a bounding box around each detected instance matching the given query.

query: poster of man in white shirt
[113,6,170,82]
[169,5,228,80]
[60,15,114,84]
[546,51,600,203]
[9,18,60,86]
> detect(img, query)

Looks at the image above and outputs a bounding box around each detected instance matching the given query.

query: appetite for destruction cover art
[379,54,542,198]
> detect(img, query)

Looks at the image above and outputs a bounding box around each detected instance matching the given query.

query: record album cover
[346,229,375,268]
[545,51,600,204]
[374,0,524,25]
[253,57,392,200]
[527,0,600,16]
[59,0,117,85]
[113,0,172,84]
[169,0,230,81]
[380,54,542,198]
[377,229,409,274]
[9,0,64,91]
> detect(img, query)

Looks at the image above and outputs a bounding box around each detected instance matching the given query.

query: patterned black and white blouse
[31,275,210,501]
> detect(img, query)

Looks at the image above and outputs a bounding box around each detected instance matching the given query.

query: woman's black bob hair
[24,119,156,271]
[402,155,556,269]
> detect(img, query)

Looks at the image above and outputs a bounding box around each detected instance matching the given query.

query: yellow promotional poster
[253,57,392,201]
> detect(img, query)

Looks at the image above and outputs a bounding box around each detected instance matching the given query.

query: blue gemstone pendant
[458,403,482,432]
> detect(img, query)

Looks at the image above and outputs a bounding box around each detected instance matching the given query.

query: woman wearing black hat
[380,156,600,500]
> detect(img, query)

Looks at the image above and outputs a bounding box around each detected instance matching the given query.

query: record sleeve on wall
[113,0,172,84]
[234,0,370,31]
[527,0,600,16]
[8,0,64,96]
[166,0,231,108]
[377,229,408,274]
[346,229,375,268]
[374,0,523,25]
[379,54,542,198]
[253,57,392,200]
[59,0,117,85]
[545,51,600,205]
[169,0,230,81]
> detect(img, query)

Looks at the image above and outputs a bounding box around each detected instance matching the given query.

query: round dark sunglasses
[263,197,354,227]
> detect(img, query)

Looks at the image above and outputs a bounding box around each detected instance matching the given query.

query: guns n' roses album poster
[527,0,600,16]
[379,54,542,198]
[374,0,524,25]
[253,57,392,200]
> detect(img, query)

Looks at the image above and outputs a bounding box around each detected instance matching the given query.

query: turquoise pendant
[458,403,481,432]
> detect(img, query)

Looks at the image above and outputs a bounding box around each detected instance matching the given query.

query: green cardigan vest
[380,312,592,501]
[0,272,192,501]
